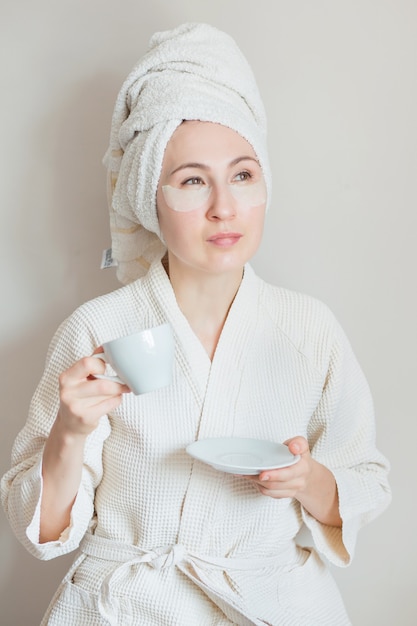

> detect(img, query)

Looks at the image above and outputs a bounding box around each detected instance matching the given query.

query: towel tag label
[100,248,118,269]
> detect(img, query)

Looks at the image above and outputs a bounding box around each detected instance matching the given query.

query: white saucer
[186,437,300,475]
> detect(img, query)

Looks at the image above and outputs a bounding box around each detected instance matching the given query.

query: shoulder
[255,274,340,372]
[47,261,170,360]
[48,278,149,359]
[258,278,337,333]
[69,281,142,328]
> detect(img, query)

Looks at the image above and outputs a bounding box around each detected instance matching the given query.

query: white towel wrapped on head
[103,22,271,284]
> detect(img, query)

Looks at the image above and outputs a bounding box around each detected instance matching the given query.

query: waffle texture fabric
[1,262,390,625]
[103,22,271,285]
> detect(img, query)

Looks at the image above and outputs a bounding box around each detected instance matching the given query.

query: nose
[206,184,236,221]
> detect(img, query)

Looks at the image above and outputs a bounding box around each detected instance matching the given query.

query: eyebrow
[169,156,260,176]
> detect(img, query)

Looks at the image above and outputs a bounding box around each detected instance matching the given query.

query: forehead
[162,121,257,166]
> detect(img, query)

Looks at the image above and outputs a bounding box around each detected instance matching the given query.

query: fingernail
[261,474,270,481]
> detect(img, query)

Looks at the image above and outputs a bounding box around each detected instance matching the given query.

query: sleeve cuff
[300,464,390,567]
[25,462,94,560]
[300,506,357,567]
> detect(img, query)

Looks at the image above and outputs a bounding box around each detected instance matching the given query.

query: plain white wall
[1,1,416,624]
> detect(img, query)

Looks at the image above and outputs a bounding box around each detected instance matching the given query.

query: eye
[183,176,205,186]
[233,170,252,183]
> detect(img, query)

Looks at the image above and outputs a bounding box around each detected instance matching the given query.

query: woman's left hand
[243,436,312,499]
[241,435,342,526]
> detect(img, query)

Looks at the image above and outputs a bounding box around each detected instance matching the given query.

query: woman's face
[156,121,266,279]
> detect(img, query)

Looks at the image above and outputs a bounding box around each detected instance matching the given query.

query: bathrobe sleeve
[1,308,111,561]
[301,315,391,567]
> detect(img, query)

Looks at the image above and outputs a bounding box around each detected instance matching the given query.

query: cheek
[158,209,200,250]
[247,206,266,245]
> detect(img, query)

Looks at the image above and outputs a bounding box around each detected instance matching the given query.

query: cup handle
[91,353,125,385]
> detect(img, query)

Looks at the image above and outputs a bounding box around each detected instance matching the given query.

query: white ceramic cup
[93,323,174,395]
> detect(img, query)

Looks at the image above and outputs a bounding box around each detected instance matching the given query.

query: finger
[58,392,126,434]
[60,377,129,412]
[74,377,131,400]
[257,468,290,484]
[283,436,310,457]
[60,356,107,386]
[257,485,296,498]
[256,469,307,494]
[239,467,294,483]
[59,381,130,424]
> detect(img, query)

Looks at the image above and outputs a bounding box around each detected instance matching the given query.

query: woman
[1,23,390,625]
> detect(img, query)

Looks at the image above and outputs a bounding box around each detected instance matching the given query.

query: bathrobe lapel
[142,262,260,425]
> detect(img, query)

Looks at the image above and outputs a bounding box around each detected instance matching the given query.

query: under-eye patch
[162,179,267,212]
[228,179,267,208]
[162,185,211,212]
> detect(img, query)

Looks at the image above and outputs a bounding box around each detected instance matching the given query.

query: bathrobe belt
[78,532,300,626]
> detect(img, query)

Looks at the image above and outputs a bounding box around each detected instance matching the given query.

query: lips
[207,232,243,246]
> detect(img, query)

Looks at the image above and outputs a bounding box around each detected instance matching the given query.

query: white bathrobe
[1,261,391,625]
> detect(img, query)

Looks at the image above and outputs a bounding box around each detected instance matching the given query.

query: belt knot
[146,543,187,570]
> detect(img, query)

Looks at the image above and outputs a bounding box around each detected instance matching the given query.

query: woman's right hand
[56,350,130,437]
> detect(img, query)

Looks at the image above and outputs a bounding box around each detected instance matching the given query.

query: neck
[165,256,244,359]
